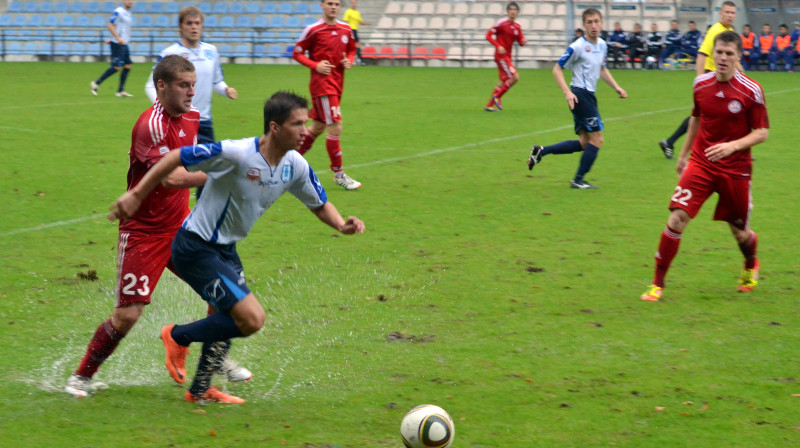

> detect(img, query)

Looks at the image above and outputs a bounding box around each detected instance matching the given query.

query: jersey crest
[247,168,260,181]
[728,100,742,114]
[280,165,294,183]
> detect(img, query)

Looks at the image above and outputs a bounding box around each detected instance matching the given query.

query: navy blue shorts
[171,227,251,313]
[198,120,215,145]
[110,41,132,67]
[570,87,604,134]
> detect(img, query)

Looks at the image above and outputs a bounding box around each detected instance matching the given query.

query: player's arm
[161,166,207,189]
[676,116,699,175]
[211,49,238,99]
[704,128,768,162]
[600,66,627,98]
[108,150,183,221]
[310,202,365,234]
[144,71,157,104]
[552,64,577,109]
[107,21,123,44]
[695,52,707,76]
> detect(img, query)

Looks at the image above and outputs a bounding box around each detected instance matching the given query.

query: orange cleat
[185,386,246,404]
[160,324,189,384]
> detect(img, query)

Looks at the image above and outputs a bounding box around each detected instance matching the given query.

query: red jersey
[486,17,525,59]
[293,19,356,98]
[690,71,769,178]
[120,101,200,234]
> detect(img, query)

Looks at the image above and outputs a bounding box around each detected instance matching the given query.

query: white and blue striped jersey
[145,42,226,121]
[180,138,328,245]
[109,6,133,44]
[557,37,607,92]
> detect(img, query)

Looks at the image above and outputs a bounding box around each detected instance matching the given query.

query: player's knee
[111,305,144,335]
[327,122,343,136]
[237,309,265,336]
[667,209,690,231]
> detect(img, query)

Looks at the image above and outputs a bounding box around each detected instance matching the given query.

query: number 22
[671,186,692,206]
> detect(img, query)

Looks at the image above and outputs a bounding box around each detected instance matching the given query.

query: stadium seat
[43,14,58,26]
[470,3,485,15]
[447,46,462,60]
[266,44,283,57]
[378,46,394,58]
[230,2,244,14]
[165,2,179,13]
[59,14,74,26]
[86,1,99,13]
[7,1,23,13]
[148,2,164,13]
[137,15,154,27]
[401,3,417,15]
[54,1,68,12]
[487,3,503,15]
[253,44,267,57]
[76,15,90,26]
[86,42,101,55]
[6,42,23,54]
[361,46,377,59]
[71,42,87,55]
[385,3,400,15]
[431,47,446,60]
[444,17,461,31]
[463,17,479,30]
[283,45,294,57]
[245,2,259,14]
[100,1,115,12]
[155,15,171,27]
[464,46,481,61]
[419,3,434,15]
[427,16,443,30]
[22,42,37,54]
[197,2,211,14]
[38,42,53,55]
[434,3,450,15]
[204,15,218,27]
[232,44,251,57]
[269,16,283,28]
[310,2,321,14]
[132,42,150,56]
[26,14,43,26]
[394,16,409,29]
[0,15,11,26]
[69,2,84,13]
[410,17,426,30]
[480,17,494,30]
[412,46,429,59]
[452,2,468,15]
[261,2,277,14]
[521,2,536,15]
[40,1,54,13]
[11,14,26,26]
[538,3,554,15]
[294,2,309,14]
[217,44,233,56]
[376,17,392,29]
[54,42,70,56]
[303,16,316,27]
[286,16,301,28]
[231,15,247,27]
[219,16,234,27]
[132,2,146,13]
[212,3,227,14]
[395,46,409,59]
[278,2,292,15]
[23,1,36,13]
[253,15,268,27]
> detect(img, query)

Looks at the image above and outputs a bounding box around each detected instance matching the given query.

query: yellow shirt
[698,22,735,71]
[343,8,363,30]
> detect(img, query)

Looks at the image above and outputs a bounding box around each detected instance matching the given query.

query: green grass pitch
[1,61,799,447]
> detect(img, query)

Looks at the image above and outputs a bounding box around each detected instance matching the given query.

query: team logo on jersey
[341,35,349,44]
[205,49,214,59]
[585,45,591,53]
[586,117,599,128]
[295,46,303,52]
[159,145,170,155]
[180,52,191,60]
[179,129,186,137]
[247,168,261,182]
[716,91,725,98]
[728,100,742,114]
[280,165,293,183]
[203,279,226,301]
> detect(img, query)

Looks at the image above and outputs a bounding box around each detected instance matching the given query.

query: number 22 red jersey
[690,71,769,178]
[293,19,356,98]
[120,101,200,235]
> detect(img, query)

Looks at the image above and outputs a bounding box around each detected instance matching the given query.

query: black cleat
[658,139,673,159]
[527,145,543,170]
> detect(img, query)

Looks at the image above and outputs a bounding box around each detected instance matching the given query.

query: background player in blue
[526,8,627,189]
[90,0,134,97]
[108,91,366,404]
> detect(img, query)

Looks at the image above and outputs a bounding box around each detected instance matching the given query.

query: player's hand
[520,39,527,46]
[497,46,507,55]
[675,156,689,176]
[341,52,352,69]
[316,60,334,74]
[107,191,141,222]
[704,142,737,162]
[616,87,628,99]
[339,216,365,235]
[226,87,238,99]
[565,91,578,110]
[118,38,126,45]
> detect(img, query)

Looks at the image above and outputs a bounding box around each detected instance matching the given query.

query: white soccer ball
[400,404,455,448]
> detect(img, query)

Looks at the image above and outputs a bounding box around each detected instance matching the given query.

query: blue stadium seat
[38,42,53,55]
[252,44,266,57]
[230,2,244,14]
[235,15,250,28]
[59,14,74,26]
[217,44,233,56]
[212,3,227,14]
[276,30,293,42]
[245,2,259,14]
[23,2,37,13]
[266,44,282,57]
[71,42,87,55]
[148,2,164,13]
[40,1,54,13]
[253,15,267,28]
[285,16,301,28]
[86,1,100,13]
[262,2,277,14]
[303,16,316,27]
[44,14,58,26]
[0,15,11,26]
[197,2,211,13]
[232,44,250,57]
[23,42,38,54]
[101,1,115,13]
[132,42,150,56]
[69,2,85,13]
[294,2,309,15]
[137,15,154,27]
[6,42,24,55]
[91,14,106,27]
[283,45,294,57]
[311,3,321,14]
[7,1,23,13]
[204,15,218,27]
[12,14,26,26]
[132,2,146,13]
[219,15,234,27]
[165,2,179,13]
[278,2,292,14]
[269,16,283,28]
[54,42,70,56]
[154,15,171,27]
[76,15,90,26]
[54,1,68,13]
[64,29,80,38]
[26,14,43,26]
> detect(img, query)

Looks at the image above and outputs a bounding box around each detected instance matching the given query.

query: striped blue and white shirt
[180,138,328,245]
[557,37,607,92]
[109,5,133,44]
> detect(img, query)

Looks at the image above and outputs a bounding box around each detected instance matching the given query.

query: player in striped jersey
[641,32,769,302]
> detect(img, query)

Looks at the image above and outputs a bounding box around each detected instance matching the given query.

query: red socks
[75,318,124,378]
[653,226,682,288]
[326,135,343,173]
[297,129,317,155]
[494,80,512,98]
[738,230,758,269]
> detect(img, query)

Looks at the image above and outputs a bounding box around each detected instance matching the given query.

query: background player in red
[293,0,361,190]
[641,32,769,302]
[484,1,527,112]
[65,55,247,397]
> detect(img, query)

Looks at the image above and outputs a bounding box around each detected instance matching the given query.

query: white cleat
[115,91,134,97]
[65,374,108,397]
[217,357,253,382]
[90,81,99,96]
[334,173,362,190]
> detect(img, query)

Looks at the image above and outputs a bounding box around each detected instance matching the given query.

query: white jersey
[557,36,607,92]
[145,42,227,121]
[180,138,328,245]
[109,6,132,44]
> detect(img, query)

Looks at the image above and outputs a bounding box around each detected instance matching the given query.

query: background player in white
[90,0,134,97]
[145,6,238,199]
[526,8,627,189]
[108,91,366,404]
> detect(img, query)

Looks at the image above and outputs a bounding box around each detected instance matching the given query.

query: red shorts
[496,55,517,82]
[115,231,177,307]
[309,95,341,125]
[669,161,753,229]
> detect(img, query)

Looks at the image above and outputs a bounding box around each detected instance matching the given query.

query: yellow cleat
[640,285,663,302]
[737,260,759,292]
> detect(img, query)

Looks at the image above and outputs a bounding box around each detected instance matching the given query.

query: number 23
[121,273,151,296]
[671,186,692,206]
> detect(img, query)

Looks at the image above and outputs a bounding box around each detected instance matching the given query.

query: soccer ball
[400,404,455,448]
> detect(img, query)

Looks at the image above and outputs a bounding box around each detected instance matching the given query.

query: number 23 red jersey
[690,71,769,178]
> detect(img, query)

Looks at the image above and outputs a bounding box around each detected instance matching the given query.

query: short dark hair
[507,2,519,11]
[714,30,742,53]
[582,8,602,23]
[689,20,695,24]
[153,54,195,86]
[263,91,309,134]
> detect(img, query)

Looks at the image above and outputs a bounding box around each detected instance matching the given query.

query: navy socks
[541,140,582,157]
[172,312,244,346]
[574,143,600,182]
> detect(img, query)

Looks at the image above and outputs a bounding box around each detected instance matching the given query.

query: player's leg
[93,43,122,94]
[527,90,586,170]
[297,99,327,155]
[715,176,759,291]
[313,96,361,190]
[490,58,517,110]
[569,90,603,188]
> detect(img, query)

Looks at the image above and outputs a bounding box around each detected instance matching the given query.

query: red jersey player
[641,31,769,302]
[65,55,248,399]
[484,1,527,112]
[293,0,361,190]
